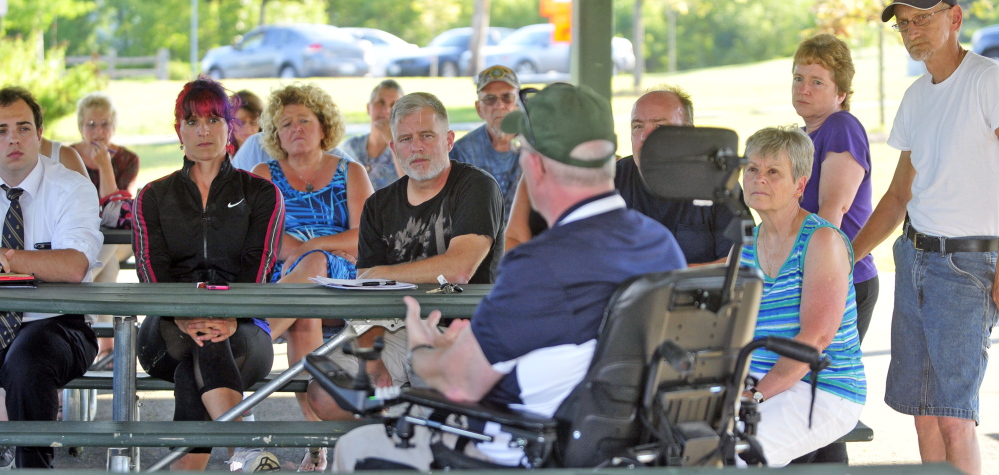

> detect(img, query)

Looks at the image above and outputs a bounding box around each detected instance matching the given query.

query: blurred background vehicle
[385,26,513,77]
[972,24,999,61]
[340,27,418,77]
[201,24,372,79]
[459,23,635,79]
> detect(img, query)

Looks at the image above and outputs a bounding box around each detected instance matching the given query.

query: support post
[571,0,613,101]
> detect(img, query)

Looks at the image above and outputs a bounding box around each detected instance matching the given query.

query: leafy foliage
[0,34,104,125]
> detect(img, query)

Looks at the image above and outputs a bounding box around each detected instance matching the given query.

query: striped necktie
[0,185,25,349]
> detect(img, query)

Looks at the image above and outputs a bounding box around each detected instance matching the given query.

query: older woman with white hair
[70,92,141,362]
[738,125,866,467]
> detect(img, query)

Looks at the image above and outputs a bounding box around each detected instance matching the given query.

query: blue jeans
[886,234,999,422]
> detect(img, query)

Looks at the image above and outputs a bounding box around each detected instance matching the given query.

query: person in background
[787,32,877,466]
[449,65,521,222]
[739,125,865,467]
[40,138,86,176]
[231,90,263,155]
[71,92,140,363]
[339,80,404,190]
[132,77,283,472]
[251,83,373,472]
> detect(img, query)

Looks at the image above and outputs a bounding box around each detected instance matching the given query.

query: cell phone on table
[196,281,229,290]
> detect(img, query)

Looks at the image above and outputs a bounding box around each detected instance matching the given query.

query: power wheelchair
[305,126,831,469]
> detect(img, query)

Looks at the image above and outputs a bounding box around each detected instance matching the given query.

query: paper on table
[310,276,417,290]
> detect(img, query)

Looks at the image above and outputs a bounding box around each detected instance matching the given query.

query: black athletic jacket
[132,157,284,284]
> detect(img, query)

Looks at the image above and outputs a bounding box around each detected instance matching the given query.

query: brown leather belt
[904,222,999,254]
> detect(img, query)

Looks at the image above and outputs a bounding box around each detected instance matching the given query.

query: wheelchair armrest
[400,388,557,434]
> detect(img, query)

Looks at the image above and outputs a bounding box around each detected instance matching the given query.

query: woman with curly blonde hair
[251,83,373,471]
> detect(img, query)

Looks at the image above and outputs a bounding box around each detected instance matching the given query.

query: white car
[460,23,636,78]
[340,27,418,77]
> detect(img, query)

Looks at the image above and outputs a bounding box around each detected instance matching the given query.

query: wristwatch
[749,387,766,403]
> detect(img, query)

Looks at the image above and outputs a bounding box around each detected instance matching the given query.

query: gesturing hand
[403,296,468,352]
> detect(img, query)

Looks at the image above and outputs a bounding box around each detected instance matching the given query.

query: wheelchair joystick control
[343,337,386,390]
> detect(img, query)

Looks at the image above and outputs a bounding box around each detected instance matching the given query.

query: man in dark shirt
[307,92,504,421]
[618,85,746,264]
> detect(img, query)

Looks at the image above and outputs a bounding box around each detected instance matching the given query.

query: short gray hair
[745,125,814,181]
[390,92,449,136]
[370,79,403,103]
[641,84,694,126]
[530,140,615,187]
[77,92,118,130]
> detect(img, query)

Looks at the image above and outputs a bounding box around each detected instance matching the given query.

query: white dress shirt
[1,155,102,322]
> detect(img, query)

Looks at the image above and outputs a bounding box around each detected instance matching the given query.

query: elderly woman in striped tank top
[738,125,866,467]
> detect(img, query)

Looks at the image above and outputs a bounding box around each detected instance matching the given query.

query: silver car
[201,24,372,79]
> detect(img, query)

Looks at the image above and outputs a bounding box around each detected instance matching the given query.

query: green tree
[1,0,91,37]
[616,0,816,72]
[0,33,103,124]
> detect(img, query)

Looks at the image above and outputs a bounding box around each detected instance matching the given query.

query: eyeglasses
[83,120,113,131]
[517,87,540,146]
[892,6,951,33]
[478,92,517,107]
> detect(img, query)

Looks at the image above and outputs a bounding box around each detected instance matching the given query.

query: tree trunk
[633,0,643,91]
[259,0,269,27]
[469,0,491,77]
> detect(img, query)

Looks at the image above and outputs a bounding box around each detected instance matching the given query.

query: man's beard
[402,153,447,181]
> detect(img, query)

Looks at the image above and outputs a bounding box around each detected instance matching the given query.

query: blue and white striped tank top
[739,213,866,404]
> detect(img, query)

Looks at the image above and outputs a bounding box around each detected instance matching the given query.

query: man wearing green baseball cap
[329,83,685,471]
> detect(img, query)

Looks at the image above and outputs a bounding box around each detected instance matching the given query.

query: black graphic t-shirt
[357,160,504,283]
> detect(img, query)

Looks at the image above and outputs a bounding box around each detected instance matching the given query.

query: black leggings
[137,317,273,454]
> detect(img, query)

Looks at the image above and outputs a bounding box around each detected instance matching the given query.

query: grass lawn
[51,40,918,272]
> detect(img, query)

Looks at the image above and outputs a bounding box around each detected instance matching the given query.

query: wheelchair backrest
[551,264,762,467]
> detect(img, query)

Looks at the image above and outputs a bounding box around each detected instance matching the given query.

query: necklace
[292,155,325,192]
[760,224,794,277]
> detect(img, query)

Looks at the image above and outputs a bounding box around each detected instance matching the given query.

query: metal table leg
[109,315,138,472]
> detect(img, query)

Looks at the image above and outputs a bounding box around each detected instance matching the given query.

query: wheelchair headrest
[637,126,742,204]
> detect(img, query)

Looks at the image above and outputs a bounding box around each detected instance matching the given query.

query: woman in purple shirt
[792,33,878,343]
[790,32,877,465]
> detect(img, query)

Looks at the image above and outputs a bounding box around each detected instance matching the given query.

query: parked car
[385,27,513,77]
[972,24,999,61]
[201,23,372,79]
[459,23,636,77]
[340,27,418,77]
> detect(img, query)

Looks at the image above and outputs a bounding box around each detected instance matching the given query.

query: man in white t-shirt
[854,1,999,474]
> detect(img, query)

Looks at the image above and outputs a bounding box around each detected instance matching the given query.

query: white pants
[753,378,864,467]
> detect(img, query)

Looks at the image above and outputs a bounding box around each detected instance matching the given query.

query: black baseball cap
[881,0,956,22]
